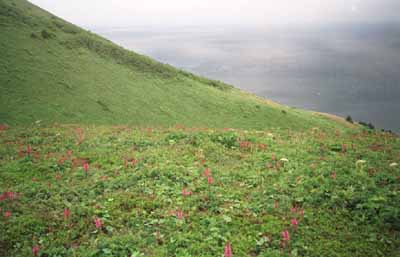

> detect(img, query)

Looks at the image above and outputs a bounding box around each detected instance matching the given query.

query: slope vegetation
[0,125,399,256]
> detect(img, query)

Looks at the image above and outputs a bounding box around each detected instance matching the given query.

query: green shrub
[210,131,238,148]
[96,100,112,113]
[41,29,53,39]
[346,115,353,123]
[359,121,375,130]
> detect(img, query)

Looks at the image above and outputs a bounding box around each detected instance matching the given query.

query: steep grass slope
[0,0,345,130]
[0,125,399,256]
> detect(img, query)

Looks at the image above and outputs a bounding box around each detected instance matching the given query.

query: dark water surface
[94,23,400,131]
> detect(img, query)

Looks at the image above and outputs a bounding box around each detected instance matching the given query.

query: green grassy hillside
[3,1,398,257]
[0,125,399,256]
[0,0,346,130]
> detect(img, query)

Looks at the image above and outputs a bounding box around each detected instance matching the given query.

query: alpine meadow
[0,0,399,256]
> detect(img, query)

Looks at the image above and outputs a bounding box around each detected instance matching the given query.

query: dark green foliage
[346,115,353,123]
[96,100,112,113]
[52,19,79,34]
[40,29,52,39]
[359,121,375,130]
[178,70,233,91]
[64,33,178,77]
[211,131,239,148]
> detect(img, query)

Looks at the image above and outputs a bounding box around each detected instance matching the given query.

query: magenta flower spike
[282,230,290,241]
[94,217,102,228]
[224,241,232,257]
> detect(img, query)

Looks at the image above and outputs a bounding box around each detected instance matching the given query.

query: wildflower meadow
[0,125,399,256]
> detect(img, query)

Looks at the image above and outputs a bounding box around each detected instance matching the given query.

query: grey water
[94,23,400,132]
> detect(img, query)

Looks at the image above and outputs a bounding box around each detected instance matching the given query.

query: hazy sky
[29,0,400,28]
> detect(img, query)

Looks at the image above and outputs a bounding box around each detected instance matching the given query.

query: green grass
[0,125,399,256]
[2,1,399,256]
[0,0,347,131]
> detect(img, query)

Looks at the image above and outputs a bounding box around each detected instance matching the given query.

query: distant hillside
[0,0,347,130]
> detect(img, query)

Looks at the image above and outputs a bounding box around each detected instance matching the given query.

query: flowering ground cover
[0,125,399,256]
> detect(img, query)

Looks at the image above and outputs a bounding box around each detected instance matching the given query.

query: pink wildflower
[203,167,211,177]
[182,188,192,196]
[26,145,32,155]
[239,141,251,149]
[32,245,39,257]
[207,176,213,184]
[224,241,232,257]
[176,210,184,219]
[8,192,15,200]
[290,207,297,213]
[0,192,7,201]
[64,208,70,220]
[94,217,102,228]
[258,143,267,150]
[282,230,290,241]
[83,162,89,173]
[291,218,299,227]
[4,211,12,218]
